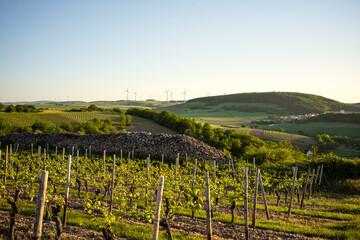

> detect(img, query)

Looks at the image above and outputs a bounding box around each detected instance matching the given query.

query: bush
[335,179,360,195]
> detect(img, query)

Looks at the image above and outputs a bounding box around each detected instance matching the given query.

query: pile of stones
[0,132,230,162]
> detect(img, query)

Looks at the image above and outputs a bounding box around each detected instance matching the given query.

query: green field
[165,103,269,125]
[261,122,360,139]
[325,149,360,158]
[0,111,123,126]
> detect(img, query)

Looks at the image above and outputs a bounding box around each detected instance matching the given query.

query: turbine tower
[125,88,130,101]
[134,91,137,101]
[182,89,187,103]
[164,89,170,102]
[170,92,174,101]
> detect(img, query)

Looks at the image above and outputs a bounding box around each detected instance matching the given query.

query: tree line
[0,103,41,113]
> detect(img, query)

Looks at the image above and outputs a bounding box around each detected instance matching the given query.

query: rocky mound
[0,132,230,162]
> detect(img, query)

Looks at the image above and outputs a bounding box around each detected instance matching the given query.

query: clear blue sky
[1,1,359,103]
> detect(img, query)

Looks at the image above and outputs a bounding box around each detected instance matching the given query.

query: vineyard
[0,111,122,127]
[0,144,360,240]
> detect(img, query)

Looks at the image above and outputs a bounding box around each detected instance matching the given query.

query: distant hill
[187,92,360,115]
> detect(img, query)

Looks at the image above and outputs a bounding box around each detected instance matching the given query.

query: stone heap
[0,132,230,162]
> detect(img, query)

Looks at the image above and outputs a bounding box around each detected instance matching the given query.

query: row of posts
[0,143,324,240]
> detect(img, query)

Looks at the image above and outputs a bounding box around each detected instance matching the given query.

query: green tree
[60,121,74,132]
[202,123,214,140]
[5,104,16,112]
[113,107,124,113]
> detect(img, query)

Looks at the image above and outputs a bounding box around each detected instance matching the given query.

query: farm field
[125,116,176,134]
[36,100,174,111]
[260,122,360,139]
[1,147,359,239]
[0,111,123,126]
[165,103,269,124]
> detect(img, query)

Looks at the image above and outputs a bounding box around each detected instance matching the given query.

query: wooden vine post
[287,166,298,217]
[103,150,106,171]
[32,170,49,240]
[253,157,256,175]
[174,156,179,181]
[4,145,8,186]
[231,159,236,178]
[313,166,320,195]
[109,154,116,213]
[227,159,231,177]
[76,150,79,172]
[192,158,198,189]
[62,147,65,164]
[127,151,130,163]
[43,149,46,170]
[161,154,164,169]
[258,171,270,220]
[318,165,324,190]
[146,156,150,207]
[62,155,72,226]
[89,146,92,160]
[185,153,188,164]
[213,160,216,183]
[307,168,315,199]
[300,168,311,209]
[31,143,33,155]
[205,171,212,240]
[244,167,249,240]
[37,146,41,164]
[152,176,165,240]
[252,169,260,229]
[9,144,12,164]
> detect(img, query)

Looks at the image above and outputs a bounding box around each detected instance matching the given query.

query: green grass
[131,116,153,123]
[0,199,203,240]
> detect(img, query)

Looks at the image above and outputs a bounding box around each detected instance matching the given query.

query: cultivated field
[0,111,122,126]
[261,122,360,139]
[125,117,176,134]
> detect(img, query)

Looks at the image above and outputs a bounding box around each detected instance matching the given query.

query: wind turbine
[182,89,187,103]
[125,88,130,101]
[170,92,174,101]
[164,90,170,102]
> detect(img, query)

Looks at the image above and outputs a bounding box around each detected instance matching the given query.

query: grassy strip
[172,205,343,239]
[0,199,204,240]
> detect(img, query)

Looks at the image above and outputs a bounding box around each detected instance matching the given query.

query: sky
[0,1,359,103]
